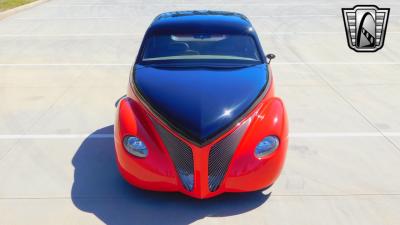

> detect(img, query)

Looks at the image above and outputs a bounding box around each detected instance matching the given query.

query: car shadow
[71,125,270,225]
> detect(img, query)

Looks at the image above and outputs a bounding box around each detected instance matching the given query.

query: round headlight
[123,136,148,158]
[255,136,279,158]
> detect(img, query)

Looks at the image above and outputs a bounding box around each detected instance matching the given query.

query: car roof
[154,10,249,22]
[147,10,254,35]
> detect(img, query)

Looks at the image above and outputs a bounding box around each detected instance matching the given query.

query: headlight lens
[123,136,148,158]
[255,136,279,158]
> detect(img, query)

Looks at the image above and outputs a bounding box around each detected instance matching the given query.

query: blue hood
[134,64,268,144]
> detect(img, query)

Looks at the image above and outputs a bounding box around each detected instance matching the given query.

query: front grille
[152,120,194,192]
[208,120,250,192]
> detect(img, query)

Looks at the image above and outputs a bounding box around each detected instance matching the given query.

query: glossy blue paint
[134,64,268,143]
[150,11,251,35]
[132,11,269,143]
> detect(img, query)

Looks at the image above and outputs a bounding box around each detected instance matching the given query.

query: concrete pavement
[1,0,400,224]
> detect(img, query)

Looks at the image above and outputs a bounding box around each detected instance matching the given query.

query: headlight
[255,136,279,158]
[123,136,148,158]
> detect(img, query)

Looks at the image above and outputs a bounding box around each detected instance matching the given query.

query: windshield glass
[141,34,262,65]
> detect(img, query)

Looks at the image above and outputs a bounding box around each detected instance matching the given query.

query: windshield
[140,34,262,65]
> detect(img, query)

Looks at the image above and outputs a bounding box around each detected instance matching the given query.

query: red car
[114,10,288,199]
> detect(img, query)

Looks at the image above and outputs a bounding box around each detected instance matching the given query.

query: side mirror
[266,54,276,64]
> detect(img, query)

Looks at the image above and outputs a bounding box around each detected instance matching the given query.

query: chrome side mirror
[266,54,276,64]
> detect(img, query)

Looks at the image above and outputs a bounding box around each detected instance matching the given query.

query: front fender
[224,97,288,191]
[115,98,179,191]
